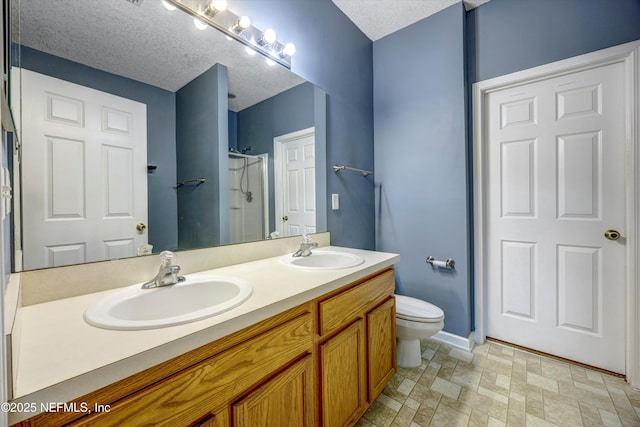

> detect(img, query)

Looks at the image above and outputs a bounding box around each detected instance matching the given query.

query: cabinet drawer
[71,313,313,426]
[319,269,395,336]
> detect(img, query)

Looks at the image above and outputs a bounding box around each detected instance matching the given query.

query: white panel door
[275,129,316,237]
[20,69,147,269]
[486,62,626,373]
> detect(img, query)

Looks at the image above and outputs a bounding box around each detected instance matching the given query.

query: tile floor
[357,338,640,427]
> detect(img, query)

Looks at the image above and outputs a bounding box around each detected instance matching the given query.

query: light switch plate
[331,193,339,210]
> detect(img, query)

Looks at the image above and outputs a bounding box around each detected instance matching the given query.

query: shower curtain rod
[229,152,263,160]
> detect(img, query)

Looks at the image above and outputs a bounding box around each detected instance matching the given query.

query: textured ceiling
[13,0,304,112]
[331,0,492,41]
[14,0,493,111]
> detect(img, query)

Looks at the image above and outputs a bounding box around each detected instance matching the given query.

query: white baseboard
[431,331,475,352]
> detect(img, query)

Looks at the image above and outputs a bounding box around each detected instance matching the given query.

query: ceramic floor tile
[450,347,474,363]
[392,405,418,427]
[363,400,398,427]
[579,402,605,427]
[540,359,573,384]
[451,365,483,389]
[397,378,417,395]
[364,338,640,427]
[429,403,470,427]
[431,376,462,400]
[598,409,623,427]
[478,386,509,404]
[527,372,560,393]
[542,395,582,425]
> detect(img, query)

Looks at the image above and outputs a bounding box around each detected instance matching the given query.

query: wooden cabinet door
[367,297,396,402]
[233,356,314,427]
[320,320,366,427]
[188,410,229,427]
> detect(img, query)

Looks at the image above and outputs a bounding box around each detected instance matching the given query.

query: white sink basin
[280,250,364,270]
[84,275,252,330]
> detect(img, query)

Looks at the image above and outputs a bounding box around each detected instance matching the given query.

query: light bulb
[263,29,276,44]
[245,46,257,56]
[162,0,177,11]
[204,0,227,18]
[211,0,227,12]
[266,58,276,66]
[283,42,296,57]
[193,17,208,30]
[230,16,251,34]
[238,16,251,29]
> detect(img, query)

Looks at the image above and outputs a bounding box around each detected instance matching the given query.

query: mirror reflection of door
[274,128,316,237]
[17,69,148,270]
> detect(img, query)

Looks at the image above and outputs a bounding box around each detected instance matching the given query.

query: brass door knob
[136,223,147,232]
[282,216,288,221]
[604,229,621,241]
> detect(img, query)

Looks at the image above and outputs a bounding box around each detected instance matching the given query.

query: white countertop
[11,246,399,421]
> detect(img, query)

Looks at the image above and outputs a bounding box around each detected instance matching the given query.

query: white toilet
[395,294,445,368]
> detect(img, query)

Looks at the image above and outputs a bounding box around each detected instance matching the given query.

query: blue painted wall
[373,0,640,338]
[17,46,178,253]
[469,0,640,83]
[228,111,238,151]
[176,64,229,248]
[237,82,326,234]
[373,4,470,337]
[230,0,374,249]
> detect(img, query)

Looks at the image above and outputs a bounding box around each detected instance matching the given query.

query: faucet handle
[159,250,176,267]
[302,234,312,243]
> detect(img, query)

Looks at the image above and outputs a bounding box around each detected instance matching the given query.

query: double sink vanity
[6,233,399,426]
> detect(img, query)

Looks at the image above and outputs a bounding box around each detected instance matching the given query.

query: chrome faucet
[292,234,318,257]
[141,251,186,289]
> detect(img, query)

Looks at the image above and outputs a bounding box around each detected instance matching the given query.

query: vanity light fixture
[165,0,296,69]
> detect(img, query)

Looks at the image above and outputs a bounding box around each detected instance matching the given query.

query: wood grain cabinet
[68,312,313,427]
[233,355,314,427]
[13,268,396,427]
[320,320,367,427]
[317,268,396,426]
[366,297,396,402]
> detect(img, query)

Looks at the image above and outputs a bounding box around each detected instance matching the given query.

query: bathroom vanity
[7,242,398,426]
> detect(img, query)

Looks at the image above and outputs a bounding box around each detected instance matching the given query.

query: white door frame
[473,40,640,386]
[273,126,315,237]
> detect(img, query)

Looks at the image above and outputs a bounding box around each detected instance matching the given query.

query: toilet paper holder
[426,256,455,269]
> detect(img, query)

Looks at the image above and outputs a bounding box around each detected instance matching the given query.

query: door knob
[604,229,621,241]
[136,223,147,232]
[282,216,288,221]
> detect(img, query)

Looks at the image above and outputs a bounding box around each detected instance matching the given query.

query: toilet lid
[395,294,444,322]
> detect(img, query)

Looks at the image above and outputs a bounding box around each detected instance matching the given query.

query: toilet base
[397,338,422,368]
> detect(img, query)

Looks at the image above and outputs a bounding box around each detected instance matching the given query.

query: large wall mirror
[10,0,327,271]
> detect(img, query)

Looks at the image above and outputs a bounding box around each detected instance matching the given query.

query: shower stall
[228,152,269,244]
